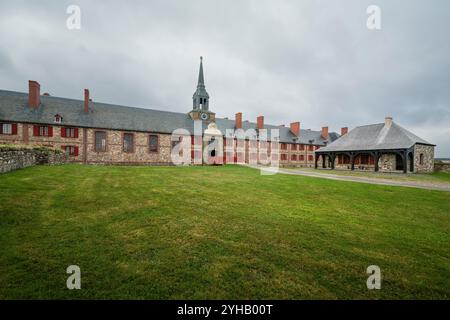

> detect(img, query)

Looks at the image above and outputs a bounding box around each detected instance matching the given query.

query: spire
[192,56,209,111]
[197,56,205,88]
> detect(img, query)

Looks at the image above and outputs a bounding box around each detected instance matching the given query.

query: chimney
[290,122,300,136]
[235,112,242,129]
[384,116,393,128]
[257,116,264,130]
[341,127,348,136]
[84,89,90,113]
[279,124,285,127]
[28,80,40,108]
[321,126,329,139]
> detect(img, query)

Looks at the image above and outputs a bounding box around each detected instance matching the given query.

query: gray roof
[0,89,337,145]
[316,122,434,153]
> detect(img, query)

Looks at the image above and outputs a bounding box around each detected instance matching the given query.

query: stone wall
[0,146,67,174]
[434,161,450,173]
[414,144,434,173]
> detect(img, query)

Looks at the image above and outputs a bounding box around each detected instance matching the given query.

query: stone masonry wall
[434,161,450,172]
[0,146,67,174]
[414,144,434,173]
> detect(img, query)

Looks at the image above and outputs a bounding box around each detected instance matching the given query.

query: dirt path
[257,167,450,192]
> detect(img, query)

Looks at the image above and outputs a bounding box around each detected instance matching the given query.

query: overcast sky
[0,0,449,156]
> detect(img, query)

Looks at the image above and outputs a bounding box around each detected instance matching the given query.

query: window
[123,133,134,153]
[63,146,78,156]
[149,135,158,152]
[281,143,287,150]
[95,131,107,152]
[61,127,78,138]
[299,155,305,161]
[308,155,313,161]
[171,136,182,149]
[291,154,297,161]
[291,144,297,151]
[34,125,52,137]
[1,123,12,135]
[419,153,424,165]
[299,144,305,151]
[54,114,63,123]
[308,145,314,151]
[281,154,287,161]
[40,126,48,136]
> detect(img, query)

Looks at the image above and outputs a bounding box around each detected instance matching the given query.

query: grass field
[0,164,449,299]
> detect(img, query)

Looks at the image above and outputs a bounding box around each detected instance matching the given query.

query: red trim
[33,125,39,136]
[61,127,66,138]
[74,128,79,138]
[74,146,79,156]
[48,126,53,137]
[0,124,3,134]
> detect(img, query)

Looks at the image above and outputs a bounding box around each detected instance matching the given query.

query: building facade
[0,58,339,166]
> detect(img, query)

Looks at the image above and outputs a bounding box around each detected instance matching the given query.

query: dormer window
[54,114,63,124]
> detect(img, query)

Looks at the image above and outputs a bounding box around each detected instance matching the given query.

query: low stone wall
[434,161,450,173]
[0,145,67,173]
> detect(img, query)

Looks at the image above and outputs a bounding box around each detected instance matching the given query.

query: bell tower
[189,56,215,122]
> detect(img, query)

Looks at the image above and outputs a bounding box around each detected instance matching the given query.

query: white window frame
[2,123,12,135]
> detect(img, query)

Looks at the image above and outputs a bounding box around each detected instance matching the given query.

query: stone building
[315,117,435,173]
[0,58,339,166]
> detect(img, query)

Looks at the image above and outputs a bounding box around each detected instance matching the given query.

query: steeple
[192,56,209,111]
[197,56,205,88]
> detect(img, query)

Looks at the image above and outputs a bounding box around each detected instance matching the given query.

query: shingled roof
[317,120,434,152]
[0,89,338,145]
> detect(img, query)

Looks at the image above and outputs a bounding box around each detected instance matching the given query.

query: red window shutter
[370,156,375,165]
[48,126,53,137]
[74,146,79,156]
[191,135,194,145]
[0,124,3,134]
[74,128,79,138]
[61,127,66,138]
[12,123,17,135]
[33,125,39,136]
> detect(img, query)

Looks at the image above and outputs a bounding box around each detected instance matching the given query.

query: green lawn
[0,164,449,299]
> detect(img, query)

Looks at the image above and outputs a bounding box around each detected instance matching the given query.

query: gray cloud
[0,0,449,156]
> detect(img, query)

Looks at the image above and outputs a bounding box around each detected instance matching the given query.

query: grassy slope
[0,164,449,299]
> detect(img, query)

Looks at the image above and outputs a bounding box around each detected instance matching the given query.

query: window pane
[3,124,12,134]
[123,133,133,152]
[149,135,158,152]
[95,131,106,151]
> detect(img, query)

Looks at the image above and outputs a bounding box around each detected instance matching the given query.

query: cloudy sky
[1,0,449,156]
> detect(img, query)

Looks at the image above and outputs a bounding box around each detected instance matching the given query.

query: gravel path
[257,167,450,192]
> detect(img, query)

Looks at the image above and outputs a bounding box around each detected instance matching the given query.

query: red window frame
[61,127,79,138]
[0,123,17,135]
[33,125,53,137]
[62,145,79,156]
